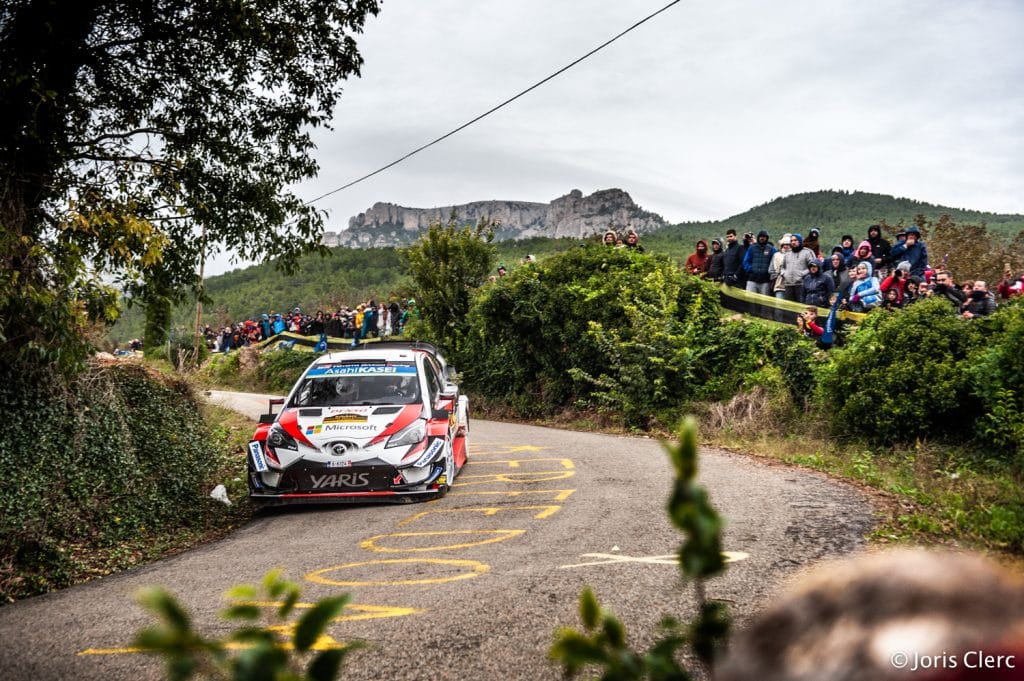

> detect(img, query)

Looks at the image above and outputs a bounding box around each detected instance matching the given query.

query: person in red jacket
[796,306,823,338]
[997,267,1024,300]
[684,240,710,277]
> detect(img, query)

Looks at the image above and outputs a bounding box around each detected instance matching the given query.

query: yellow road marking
[360,529,525,553]
[454,471,576,485]
[306,558,490,586]
[234,601,424,622]
[469,458,574,469]
[449,489,577,501]
[78,602,422,656]
[397,506,562,526]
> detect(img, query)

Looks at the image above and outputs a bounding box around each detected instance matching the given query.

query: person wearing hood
[848,261,883,311]
[838,234,855,260]
[801,259,834,307]
[722,229,747,288]
[742,229,776,295]
[845,240,874,271]
[888,226,929,277]
[770,234,791,299]
[781,233,817,302]
[271,313,286,335]
[602,229,617,246]
[826,251,851,298]
[706,238,726,281]
[880,261,911,304]
[866,224,891,271]
[803,228,823,259]
[685,240,710,276]
[258,313,272,340]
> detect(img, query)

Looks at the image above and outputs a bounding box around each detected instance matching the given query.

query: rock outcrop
[322,188,667,248]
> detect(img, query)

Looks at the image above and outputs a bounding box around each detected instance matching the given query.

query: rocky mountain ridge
[322,188,667,248]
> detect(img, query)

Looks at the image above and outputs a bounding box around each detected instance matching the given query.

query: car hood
[275,403,427,467]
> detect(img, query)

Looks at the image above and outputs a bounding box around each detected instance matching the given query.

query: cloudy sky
[210,0,1024,274]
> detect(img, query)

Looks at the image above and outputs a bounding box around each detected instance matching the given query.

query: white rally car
[247,341,469,505]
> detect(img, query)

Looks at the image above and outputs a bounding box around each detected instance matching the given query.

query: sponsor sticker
[324,413,368,423]
[326,460,353,468]
[326,406,373,415]
[307,365,417,377]
[323,423,378,432]
[309,472,372,489]
[436,474,447,486]
[413,438,444,468]
[305,424,323,436]
[248,441,269,473]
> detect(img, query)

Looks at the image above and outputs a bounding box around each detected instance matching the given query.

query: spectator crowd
[601,223,1022,342]
[202,298,420,353]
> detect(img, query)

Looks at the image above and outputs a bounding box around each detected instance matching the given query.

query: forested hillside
[645,190,1024,253]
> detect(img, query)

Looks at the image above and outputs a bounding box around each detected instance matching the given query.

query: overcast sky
[208,0,1024,274]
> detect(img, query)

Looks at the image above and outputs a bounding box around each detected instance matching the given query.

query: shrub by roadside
[0,360,252,602]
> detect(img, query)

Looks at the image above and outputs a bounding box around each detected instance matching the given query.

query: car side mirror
[444,366,457,381]
[440,384,458,400]
[259,397,285,424]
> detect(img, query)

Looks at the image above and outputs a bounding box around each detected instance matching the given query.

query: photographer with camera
[926,270,966,309]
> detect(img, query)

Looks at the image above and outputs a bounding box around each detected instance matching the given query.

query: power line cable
[305,0,683,205]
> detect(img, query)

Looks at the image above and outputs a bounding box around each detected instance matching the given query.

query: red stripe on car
[368,404,423,446]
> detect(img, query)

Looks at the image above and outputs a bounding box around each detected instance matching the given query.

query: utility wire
[305,0,683,205]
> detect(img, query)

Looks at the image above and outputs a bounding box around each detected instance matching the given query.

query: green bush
[457,245,820,430]
[0,362,220,599]
[969,299,1024,463]
[816,298,981,444]
[255,349,316,393]
[460,245,700,419]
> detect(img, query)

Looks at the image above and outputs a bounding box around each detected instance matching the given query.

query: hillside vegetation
[109,190,1024,345]
[647,189,1024,251]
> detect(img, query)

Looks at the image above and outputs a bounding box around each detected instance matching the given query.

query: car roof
[313,348,420,365]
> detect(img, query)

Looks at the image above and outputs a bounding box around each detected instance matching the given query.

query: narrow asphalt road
[0,392,875,680]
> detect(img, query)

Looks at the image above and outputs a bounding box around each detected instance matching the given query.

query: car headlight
[386,418,426,448]
[267,426,298,451]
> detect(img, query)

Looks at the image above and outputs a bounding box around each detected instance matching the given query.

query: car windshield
[289,363,421,407]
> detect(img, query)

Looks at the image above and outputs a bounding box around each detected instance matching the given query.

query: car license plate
[248,441,269,472]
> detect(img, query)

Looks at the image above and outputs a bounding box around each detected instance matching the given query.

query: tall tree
[401,215,496,353]
[0,0,381,372]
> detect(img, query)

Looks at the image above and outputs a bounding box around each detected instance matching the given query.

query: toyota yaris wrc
[247,341,469,505]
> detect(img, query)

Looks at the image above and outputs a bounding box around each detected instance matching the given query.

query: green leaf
[226,584,259,600]
[261,568,285,595]
[308,648,350,681]
[222,604,261,621]
[550,629,606,668]
[602,614,626,649]
[136,587,191,632]
[277,588,300,619]
[232,644,285,681]
[293,595,349,652]
[579,587,600,630]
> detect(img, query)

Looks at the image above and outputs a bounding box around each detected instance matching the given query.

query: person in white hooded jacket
[848,261,882,311]
[780,233,817,302]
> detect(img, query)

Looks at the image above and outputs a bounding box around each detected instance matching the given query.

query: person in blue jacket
[742,230,776,296]
[848,261,883,312]
[887,226,929,278]
[271,313,286,335]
